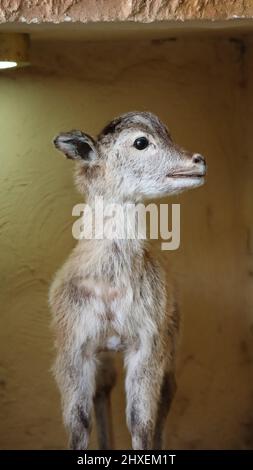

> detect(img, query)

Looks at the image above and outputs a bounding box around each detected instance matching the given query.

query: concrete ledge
[0,0,253,25]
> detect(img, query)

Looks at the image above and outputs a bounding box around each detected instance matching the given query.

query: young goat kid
[49,112,206,450]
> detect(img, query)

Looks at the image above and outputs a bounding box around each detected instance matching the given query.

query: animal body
[49,111,206,450]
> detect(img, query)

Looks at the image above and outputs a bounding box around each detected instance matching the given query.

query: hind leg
[94,353,117,450]
[153,370,177,450]
[153,296,180,449]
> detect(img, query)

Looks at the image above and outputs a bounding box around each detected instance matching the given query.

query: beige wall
[0,34,253,449]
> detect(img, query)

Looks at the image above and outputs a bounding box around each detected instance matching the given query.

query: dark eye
[133,137,149,150]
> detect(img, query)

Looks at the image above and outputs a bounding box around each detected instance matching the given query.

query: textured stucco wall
[0,35,253,450]
[0,0,253,24]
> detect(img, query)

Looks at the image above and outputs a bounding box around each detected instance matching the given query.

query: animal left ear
[53,130,97,162]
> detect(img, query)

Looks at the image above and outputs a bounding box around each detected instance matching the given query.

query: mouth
[166,173,205,179]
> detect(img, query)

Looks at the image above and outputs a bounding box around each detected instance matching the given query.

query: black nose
[192,153,205,165]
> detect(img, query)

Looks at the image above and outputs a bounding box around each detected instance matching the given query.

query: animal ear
[53,130,97,162]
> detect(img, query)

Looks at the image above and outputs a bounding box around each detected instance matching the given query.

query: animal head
[54,111,206,201]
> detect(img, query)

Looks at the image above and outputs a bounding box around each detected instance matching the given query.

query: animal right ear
[53,130,97,162]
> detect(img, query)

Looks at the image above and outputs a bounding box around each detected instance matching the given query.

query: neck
[78,195,147,253]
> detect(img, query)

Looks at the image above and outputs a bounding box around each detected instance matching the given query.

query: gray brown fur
[49,111,206,449]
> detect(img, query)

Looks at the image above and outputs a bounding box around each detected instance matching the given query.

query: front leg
[124,337,167,450]
[49,275,103,450]
[53,348,97,450]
